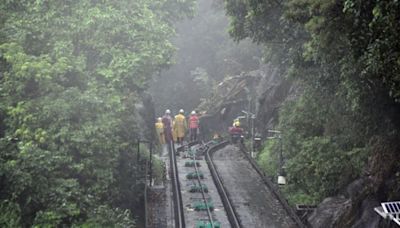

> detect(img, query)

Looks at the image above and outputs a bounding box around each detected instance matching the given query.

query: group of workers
[155,109,200,145]
[155,109,247,145]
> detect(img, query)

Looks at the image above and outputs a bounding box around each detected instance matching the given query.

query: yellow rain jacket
[155,121,165,144]
[233,119,240,127]
[174,114,187,138]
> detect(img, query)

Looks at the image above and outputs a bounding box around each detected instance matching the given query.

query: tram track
[170,140,233,227]
[168,141,185,228]
[169,140,306,228]
[192,145,215,227]
[211,143,305,228]
[205,141,241,228]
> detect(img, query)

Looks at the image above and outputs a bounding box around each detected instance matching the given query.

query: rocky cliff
[197,63,400,227]
[197,63,297,138]
[308,136,400,228]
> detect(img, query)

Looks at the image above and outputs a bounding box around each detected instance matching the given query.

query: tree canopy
[0,0,194,226]
[150,0,262,115]
[225,0,400,204]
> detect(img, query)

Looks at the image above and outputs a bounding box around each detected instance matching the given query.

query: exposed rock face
[197,63,297,138]
[255,64,299,135]
[308,136,400,228]
[308,196,350,227]
[197,63,400,227]
[196,70,261,139]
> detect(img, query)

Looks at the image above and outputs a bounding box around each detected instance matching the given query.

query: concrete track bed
[177,155,231,227]
[212,144,297,228]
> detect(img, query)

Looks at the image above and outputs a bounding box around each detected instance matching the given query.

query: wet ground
[147,148,174,228]
[176,148,231,227]
[213,144,297,228]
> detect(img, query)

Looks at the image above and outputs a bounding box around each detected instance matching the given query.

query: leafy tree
[0,0,194,226]
[224,0,400,205]
[150,0,261,115]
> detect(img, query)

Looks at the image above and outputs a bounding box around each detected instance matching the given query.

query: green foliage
[150,0,262,115]
[152,156,166,185]
[285,136,366,203]
[191,67,216,97]
[0,0,194,226]
[77,205,135,228]
[276,87,373,203]
[0,201,21,228]
[257,140,278,177]
[225,0,400,206]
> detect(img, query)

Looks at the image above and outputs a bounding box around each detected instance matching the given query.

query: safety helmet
[165,109,171,114]
[191,110,196,115]
[157,117,162,122]
[179,109,184,113]
[234,120,240,127]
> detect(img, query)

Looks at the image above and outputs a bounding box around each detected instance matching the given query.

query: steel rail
[168,141,185,228]
[238,144,308,228]
[205,141,242,228]
[191,148,215,227]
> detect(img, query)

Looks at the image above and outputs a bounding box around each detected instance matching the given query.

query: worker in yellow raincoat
[155,117,165,144]
[174,109,187,144]
[233,118,240,127]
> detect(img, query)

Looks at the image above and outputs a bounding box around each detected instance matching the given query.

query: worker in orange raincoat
[155,117,165,144]
[189,110,199,141]
[174,109,187,144]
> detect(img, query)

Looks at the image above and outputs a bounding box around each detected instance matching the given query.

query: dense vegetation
[225,0,400,204]
[150,0,261,115]
[0,0,194,226]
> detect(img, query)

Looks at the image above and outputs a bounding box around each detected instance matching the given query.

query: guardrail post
[149,142,153,186]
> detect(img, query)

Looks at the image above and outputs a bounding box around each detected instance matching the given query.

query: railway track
[205,141,241,228]
[168,141,185,228]
[168,140,306,228]
[169,140,236,227]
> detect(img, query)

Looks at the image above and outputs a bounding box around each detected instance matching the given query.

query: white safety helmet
[191,110,196,115]
[165,109,171,114]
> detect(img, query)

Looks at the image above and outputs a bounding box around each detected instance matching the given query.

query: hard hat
[234,121,240,127]
[157,117,162,121]
[165,109,171,114]
[191,110,196,115]
[179,109,184,113]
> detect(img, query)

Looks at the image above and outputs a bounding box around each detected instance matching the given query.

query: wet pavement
[213,144,298,228]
